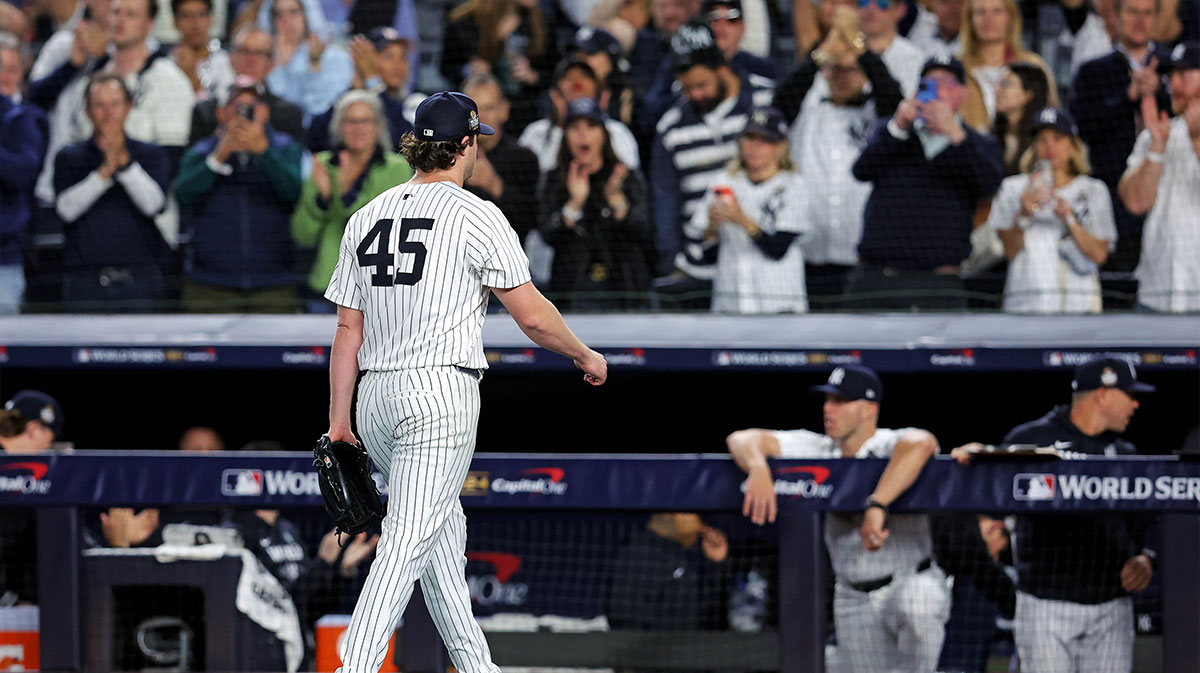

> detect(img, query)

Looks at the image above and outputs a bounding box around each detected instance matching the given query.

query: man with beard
[1118,41,1200,312]
[651,20,773,280]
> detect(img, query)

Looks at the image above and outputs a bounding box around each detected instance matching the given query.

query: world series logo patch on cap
[469,109,480,131]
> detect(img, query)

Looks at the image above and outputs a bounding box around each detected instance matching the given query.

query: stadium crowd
[0,0,1198,314]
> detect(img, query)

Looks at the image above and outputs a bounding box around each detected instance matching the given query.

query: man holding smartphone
[172,75,304,312]
[848,54,1004,311]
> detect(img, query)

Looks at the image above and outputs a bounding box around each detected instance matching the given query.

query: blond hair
[1018,133,1092,177]
[960,0,1025,66]
[727,139,795,174]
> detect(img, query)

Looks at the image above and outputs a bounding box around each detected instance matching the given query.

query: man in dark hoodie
[952,357,1157,673]
[173,75,302,312]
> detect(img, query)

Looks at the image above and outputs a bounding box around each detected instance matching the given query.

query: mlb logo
[221,469,263,496]
[1013,473,1056,501]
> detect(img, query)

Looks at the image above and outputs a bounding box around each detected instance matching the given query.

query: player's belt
[847,557,933,593]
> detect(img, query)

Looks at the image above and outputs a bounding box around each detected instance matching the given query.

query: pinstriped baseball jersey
[325,180,531,370]
[773,427,934,584]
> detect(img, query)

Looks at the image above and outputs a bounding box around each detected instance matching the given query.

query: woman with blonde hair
[291,90,413,311]
[986,107,1115,313]
[685,107,811,314]
[958,0,1057,131]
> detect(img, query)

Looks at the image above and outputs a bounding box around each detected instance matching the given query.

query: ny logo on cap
[576,26,594,41]
[1039,108,1057,124]
[1100,367,1118,387]
[828,368,845,385]
[1173,43,1186,60]
[752,110,768,125]
[674,23,714,51]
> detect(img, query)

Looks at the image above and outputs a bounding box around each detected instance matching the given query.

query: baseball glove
[313,435,385,544]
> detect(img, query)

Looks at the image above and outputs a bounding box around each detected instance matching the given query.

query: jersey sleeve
[1081,178,1117,250]
[986,176,1024,231]
[858,427,922,458]
[775,173,811,235]
[474,202,532,289]
[773,429,832,458]
[324,212,366,310]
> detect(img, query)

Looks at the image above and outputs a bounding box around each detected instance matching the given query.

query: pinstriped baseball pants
[1014,591,1133,673]
[338,367,500,673]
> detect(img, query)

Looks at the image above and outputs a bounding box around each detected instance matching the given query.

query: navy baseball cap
[672,20,724,72]
[413,91,494,142]
[1030,107,1079,138]
[741,106,788,142]
[921,54,966,84]
[564,97,606,125]
[573,26,621,59]
[811,366,883,403]
[1072,358,1156,394]
[1161,41,1200,71]
[5,390,64,437]
[366,26,410,52]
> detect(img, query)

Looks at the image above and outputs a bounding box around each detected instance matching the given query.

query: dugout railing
[2,452,1199,672]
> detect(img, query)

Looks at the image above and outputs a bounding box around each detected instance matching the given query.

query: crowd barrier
[2,452,1198,672]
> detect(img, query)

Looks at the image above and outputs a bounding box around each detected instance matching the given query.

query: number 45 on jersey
[356,217,433,287]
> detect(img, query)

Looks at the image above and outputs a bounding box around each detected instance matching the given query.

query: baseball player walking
[324,91,607,673]
[727,365,949,673]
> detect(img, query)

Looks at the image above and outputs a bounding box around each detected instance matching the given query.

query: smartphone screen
[917,78,939,104]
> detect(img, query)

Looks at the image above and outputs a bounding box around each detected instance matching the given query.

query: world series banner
[1,452,1198,512]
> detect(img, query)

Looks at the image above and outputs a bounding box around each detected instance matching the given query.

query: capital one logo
[466,551,529,606]
[760,465,834,499]
[491,467,568,495]
[0,461,52,495]
[1014,473,1056,501]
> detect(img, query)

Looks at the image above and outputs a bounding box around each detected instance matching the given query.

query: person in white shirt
[1119,42,1200,313]
[685,106,810,313]
[727,364,949,673]
[775,15,904,303]
[907,0,964,59]
[169,0,233,94]
[988,107,1116,313]
[857,0,925,95]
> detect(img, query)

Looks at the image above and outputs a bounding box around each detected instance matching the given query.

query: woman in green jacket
[292,89,413,309]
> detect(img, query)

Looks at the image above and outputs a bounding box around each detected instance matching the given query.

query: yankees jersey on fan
[772,427,933,584]
[651,75,775,276]
[325,180,531,371]
[790,100,876,266]
[684,169,810,313]
[986,173,1116,314]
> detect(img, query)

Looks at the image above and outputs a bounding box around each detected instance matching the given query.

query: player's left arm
[327,305,364,444]
[861,429,939,551]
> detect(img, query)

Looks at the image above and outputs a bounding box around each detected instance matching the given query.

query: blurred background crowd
[0,0,1197,314]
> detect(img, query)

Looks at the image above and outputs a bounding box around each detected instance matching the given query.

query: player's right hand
[575,349,607,386]
[326,425,358,446]
[743,468,777,525]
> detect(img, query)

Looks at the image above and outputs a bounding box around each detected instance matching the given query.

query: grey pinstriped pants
[338,368,500,673]
[1014,591,1133,673]
[830,565,950,673]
